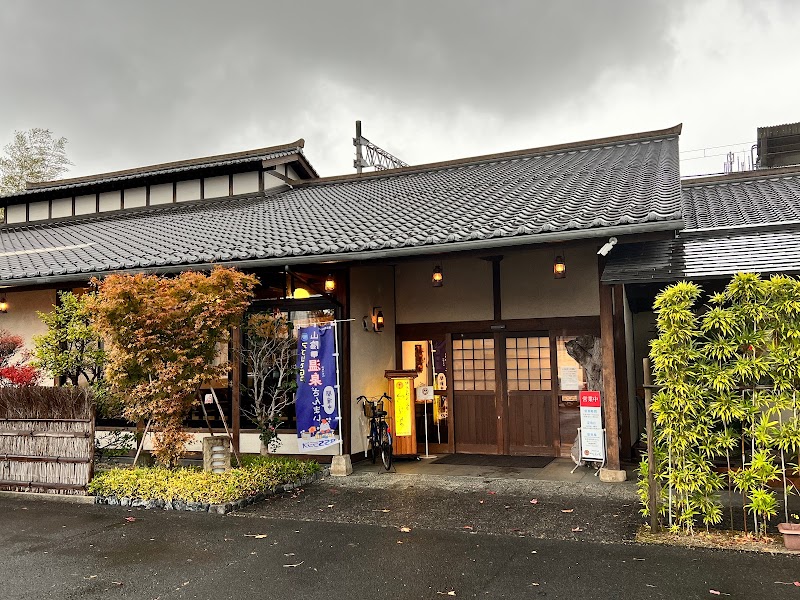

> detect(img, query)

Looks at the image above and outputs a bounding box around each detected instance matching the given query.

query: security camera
[597,237,618,257]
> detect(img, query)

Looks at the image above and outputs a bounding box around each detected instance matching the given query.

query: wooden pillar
[231,326,242,454]
[599,283,621,471]
[613,284,632,460]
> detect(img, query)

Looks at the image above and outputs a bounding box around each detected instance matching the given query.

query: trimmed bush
[89,456,320,505]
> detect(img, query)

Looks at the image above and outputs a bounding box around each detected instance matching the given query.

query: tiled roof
[682,167,800,230]
[0,126,682,284]
[602,166,800,284]
[601,225,800,284]
[4,140,313,198]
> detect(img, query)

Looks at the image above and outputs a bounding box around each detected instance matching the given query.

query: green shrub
[88,456,320,505]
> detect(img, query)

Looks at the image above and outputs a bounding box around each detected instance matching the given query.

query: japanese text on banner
[296,325,339,452]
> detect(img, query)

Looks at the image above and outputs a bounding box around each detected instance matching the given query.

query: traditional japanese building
[0,125,686,481]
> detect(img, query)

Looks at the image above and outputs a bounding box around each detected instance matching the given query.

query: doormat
[430,454,554,469]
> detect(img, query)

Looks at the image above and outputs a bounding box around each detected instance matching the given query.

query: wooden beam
[599,282,621,470]
[231,326,242,455]
[490,256,503,321]
[613,284,632,460]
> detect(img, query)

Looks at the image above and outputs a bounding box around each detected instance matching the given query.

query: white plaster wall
[349,265,397,454]
[75,194,96,215]
[286,165,300,181]
[263,170,284,190]
[204,175,229,199]
[396,257,493,324]
[149,183,173,205]
[98,191,122,212]
[124,187,147,208]
[6,204,27,224]
[51,198,72,219]
[28,200,49,221]
[121,432,337,456]
[176,179,201,202]
[501,243,600,319]
[232,171,259,195]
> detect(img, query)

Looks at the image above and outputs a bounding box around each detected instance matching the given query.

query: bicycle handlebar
[357,393,391,404]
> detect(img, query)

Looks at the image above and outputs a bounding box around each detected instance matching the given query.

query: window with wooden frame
[452,337,495,391]
[505,336,551,391]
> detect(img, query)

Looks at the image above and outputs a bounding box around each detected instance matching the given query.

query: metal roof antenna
[353,120,409,174]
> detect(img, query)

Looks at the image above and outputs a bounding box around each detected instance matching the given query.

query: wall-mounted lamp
[0,297,7,314]
[432,265,443,287]
[553,255,566,279]
[324,274,336,293]
[373,307,385,332]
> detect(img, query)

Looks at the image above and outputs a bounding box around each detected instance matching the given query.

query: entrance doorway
[451,333,559,457]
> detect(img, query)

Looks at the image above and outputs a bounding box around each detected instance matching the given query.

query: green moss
[88,456,320,505]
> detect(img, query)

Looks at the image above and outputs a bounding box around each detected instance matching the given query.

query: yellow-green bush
[89,456,320,504]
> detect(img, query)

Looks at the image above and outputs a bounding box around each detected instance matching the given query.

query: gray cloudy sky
[1,1,798,179]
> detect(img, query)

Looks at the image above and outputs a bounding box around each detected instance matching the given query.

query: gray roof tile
[0,127,681,283]
[683,169,800,229]
[603,166,800,284]
[601,226,800,284]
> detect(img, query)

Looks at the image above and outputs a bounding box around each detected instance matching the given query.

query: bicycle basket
[362,400,384,418]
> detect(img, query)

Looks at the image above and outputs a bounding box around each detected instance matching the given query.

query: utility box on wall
[385,369,419,457]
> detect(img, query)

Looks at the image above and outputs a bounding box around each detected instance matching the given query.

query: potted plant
[778,514,800,551]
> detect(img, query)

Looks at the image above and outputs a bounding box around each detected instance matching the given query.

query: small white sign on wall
[416,385,435,401]
[560,366,580,390]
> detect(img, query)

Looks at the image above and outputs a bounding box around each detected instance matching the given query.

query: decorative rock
[330,455,353,476]
[599,468,627,483]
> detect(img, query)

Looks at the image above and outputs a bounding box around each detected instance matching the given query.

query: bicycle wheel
[369,424,377,464]
[380,426,393,471]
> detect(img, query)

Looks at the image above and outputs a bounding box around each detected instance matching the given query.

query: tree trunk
[564,335,603,392]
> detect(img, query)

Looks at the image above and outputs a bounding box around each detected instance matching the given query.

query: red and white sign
[579,391,601,408]
[578,391,605,461]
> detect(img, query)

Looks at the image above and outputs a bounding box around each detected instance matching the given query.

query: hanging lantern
[432,265,443,287]
[324,274,336,293]
[373,307,385,332]
[0,297,7,313]
[553,255,566,279]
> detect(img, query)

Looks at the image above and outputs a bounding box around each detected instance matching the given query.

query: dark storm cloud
[0,1,686,175]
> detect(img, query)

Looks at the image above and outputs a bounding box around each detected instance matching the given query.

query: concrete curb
[92,467,329,515]
[0,490,96,504]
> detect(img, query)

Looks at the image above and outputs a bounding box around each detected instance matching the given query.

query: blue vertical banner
[296,325,340,452]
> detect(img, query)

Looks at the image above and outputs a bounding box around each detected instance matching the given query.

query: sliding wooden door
[503,335,558,456]
[452,336,499,454]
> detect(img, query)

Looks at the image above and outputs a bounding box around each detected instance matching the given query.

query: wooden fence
[0,388,94,495]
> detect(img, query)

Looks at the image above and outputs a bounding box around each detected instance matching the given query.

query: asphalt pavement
[1,473,799,600]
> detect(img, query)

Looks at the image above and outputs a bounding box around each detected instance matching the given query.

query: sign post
[578,390,606,464]
[416,385,435,459]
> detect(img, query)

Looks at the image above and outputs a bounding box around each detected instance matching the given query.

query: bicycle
[358,393,393,471]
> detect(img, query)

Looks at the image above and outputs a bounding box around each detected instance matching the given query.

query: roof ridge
[297,124,682,186]
[25,139,306,191]
[682,164,800,187]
